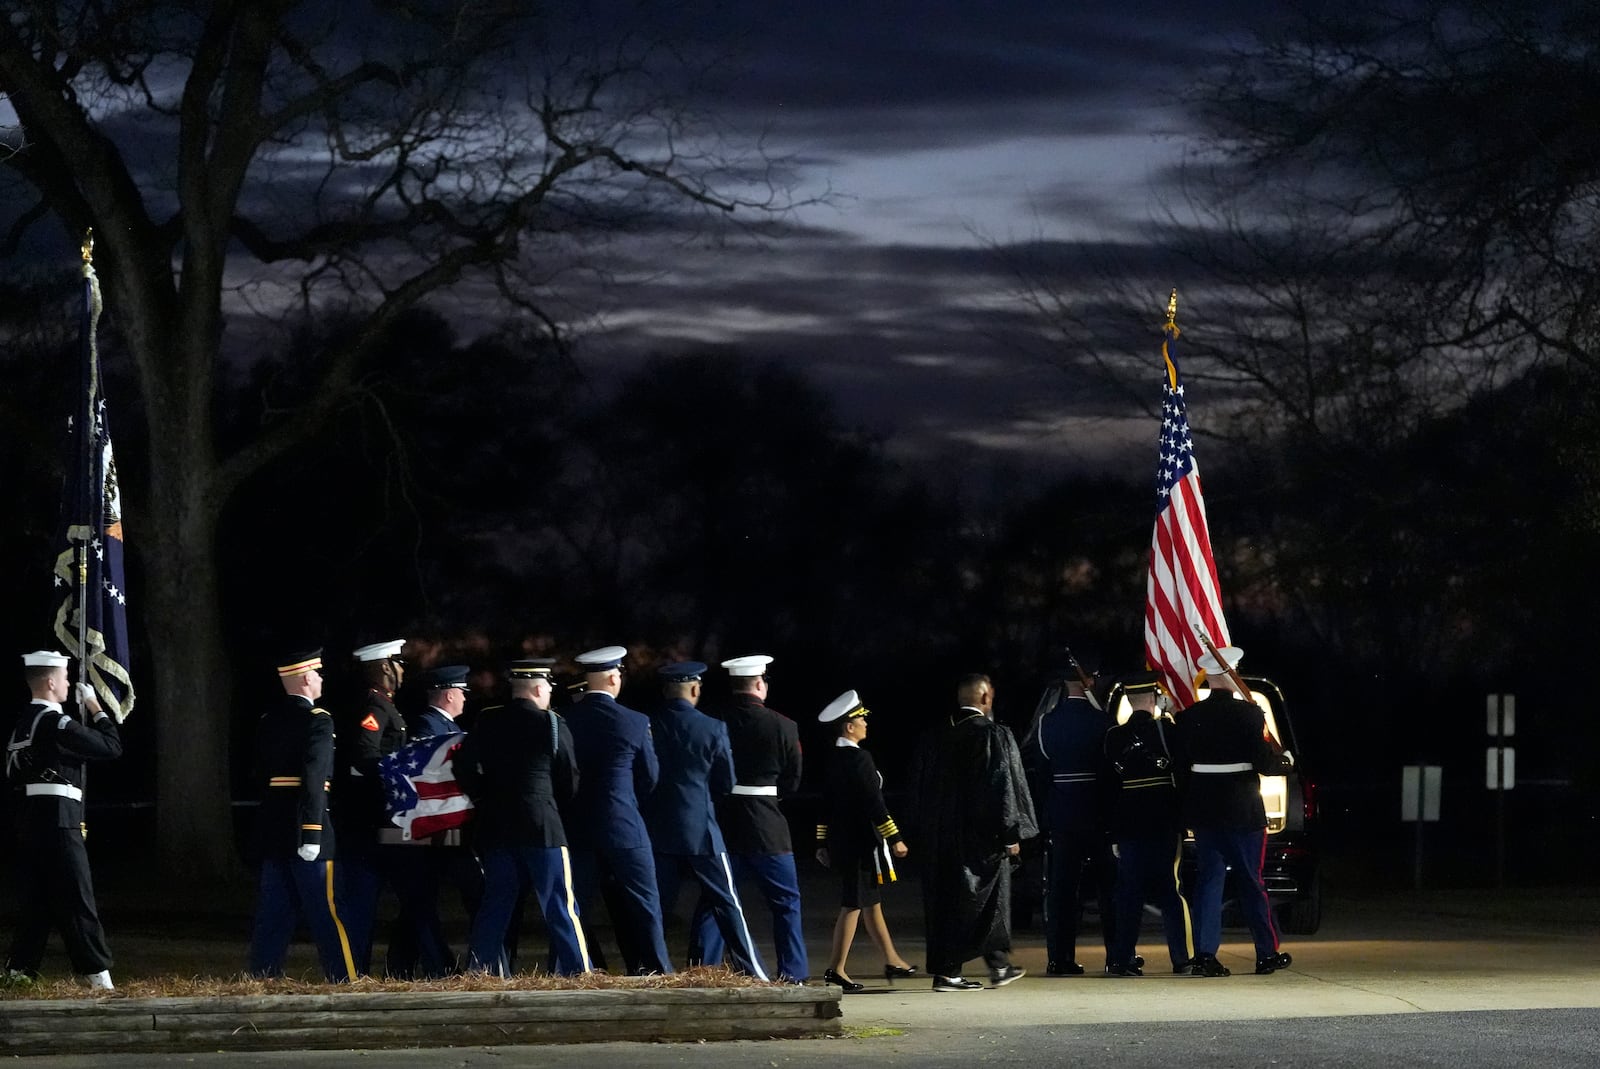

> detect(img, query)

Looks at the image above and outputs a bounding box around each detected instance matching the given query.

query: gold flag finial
[1166,288,1178,327]
[81,228,94,265]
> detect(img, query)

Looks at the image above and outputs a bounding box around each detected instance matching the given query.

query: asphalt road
[12,886,1600,1068]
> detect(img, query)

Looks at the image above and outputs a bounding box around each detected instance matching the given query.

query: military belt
[379,828,464,846]
[24,783,82,801]
[730,784,778,797]
[1052,772,1096,783]
[1190,762,1252,773]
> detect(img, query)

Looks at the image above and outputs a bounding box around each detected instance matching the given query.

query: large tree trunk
[141,442,239,883]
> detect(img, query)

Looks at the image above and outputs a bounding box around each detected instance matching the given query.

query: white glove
[1282,750,1296,768]
[297,843,321,862]
[1111,843,1121,859]
[75,682,95,704]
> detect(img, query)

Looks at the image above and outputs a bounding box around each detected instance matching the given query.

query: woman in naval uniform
[815,690,917,992]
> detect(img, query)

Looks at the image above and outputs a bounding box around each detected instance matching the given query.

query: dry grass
[0,966,772,1001]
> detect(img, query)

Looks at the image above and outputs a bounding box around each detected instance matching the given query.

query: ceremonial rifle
[1194,627,1286,755]
[1062,646,1103,712]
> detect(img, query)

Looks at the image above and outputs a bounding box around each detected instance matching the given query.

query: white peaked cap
[21,650,70,668]
[818,690,867,723]
[1196,645,1245,676]
[720,654,774,677]
[353,639,406,662]
[575,645,628,669]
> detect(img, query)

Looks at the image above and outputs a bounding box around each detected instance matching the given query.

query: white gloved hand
[1111,843,1121,859]
[75,682,95,703]
[1282,750,1296,768]
[297,843,321,862]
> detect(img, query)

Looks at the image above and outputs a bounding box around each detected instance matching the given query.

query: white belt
[1190,762,1252,774]
[25,783,83,801]
[730,784,778,797]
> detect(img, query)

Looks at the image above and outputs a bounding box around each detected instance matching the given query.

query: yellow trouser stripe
[1171,841,1194,960]
[324,860,357,981]
[560,846,592,973]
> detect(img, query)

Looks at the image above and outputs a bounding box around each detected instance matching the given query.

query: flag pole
[75,229,97,697]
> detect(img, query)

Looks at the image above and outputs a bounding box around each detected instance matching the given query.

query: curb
[0,985,844,1054]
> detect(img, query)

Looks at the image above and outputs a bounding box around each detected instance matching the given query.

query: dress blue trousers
[1192,826,1279,959]
[571,844,673,974]
[1044,832,1115,968]
[1111,835,1194,968]
[656,851,768,980]
[247,857,356,982]
[692,851,807,982]
[468,845,591,976]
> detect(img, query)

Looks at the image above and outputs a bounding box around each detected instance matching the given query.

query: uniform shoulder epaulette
[479,704,505,713]
[311,706,332,716]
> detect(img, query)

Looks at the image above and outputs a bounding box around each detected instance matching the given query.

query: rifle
[1062,646,1103,712]
[1194,628,1285,755]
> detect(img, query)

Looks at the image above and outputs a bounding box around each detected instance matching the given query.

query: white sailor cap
[720,654,773,677]
[576,645,628,672]
[21,650,69,669]
[352,639,406,662]
[818,690,869,723]
[1196,645,1244,675]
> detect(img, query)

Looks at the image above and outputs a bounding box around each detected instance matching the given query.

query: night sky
[549,1,1295,484]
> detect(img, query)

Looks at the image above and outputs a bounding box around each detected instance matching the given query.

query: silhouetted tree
[0,2,792,876]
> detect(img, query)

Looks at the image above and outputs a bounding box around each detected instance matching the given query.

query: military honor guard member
[1172,645,1295,977]
[644,661,767,979]
[4,651,123,989]
[564,645,673,975]
[333,638,409,976]
[1020,661,1117,976]
[1102,671,1194,976]
[691,653,808,983]
[388,663,480,978]
[910,673,1036,991]
[456,659,591,976]
[815,690,916,993]
[246,648,357,982]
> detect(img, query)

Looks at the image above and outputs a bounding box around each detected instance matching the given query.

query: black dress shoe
[1254,951,1293,975]
[932,975,985,991]
[823,968,865,993]
[1172,959,1193,975]
[1190,954,1231,978]
[1045,961,1086,976]
[1105,962,1143,977]
[1130,955,1145,969]
[884,963,920,982]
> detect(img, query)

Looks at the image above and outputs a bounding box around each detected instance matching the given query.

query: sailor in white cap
[564,646,674,974]
[5,651,121,990]
[815,691,915,993]
[333,639,410,976]
[690,653,808,982]
[1172,644,1295,978]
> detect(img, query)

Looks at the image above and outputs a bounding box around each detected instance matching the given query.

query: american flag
[1144,322,1231,709]
[379,734,474,840]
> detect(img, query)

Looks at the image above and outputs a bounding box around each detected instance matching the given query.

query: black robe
[911,708,1038,975]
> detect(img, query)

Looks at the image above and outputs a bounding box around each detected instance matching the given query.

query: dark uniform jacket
[644,698,735,856]
[564,691,658,850]
[6,700,123,830]
[1102,710,1183,840]
[333,687,407,846]
[1021,695,1115,840]
[1173,692,1292,831]
[409,706,462,741]
[713,693,802,855]
[820,740,902,860]
[255,694,337,859]
[455,699,577,850]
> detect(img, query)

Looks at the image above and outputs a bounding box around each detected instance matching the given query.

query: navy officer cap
[575,645,627,672]
[508,658,557,680]
[420,664,471,690]
[659,661,707,683]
